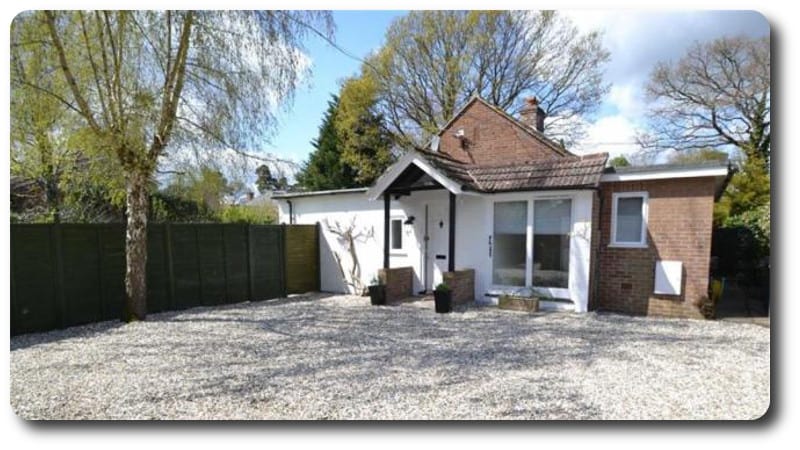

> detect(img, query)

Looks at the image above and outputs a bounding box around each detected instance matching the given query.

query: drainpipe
[286,200,294,225]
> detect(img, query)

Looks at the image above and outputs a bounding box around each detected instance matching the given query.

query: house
[273,96,731,318]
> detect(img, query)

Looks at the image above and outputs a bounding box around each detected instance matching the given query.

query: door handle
[488,235,492,257]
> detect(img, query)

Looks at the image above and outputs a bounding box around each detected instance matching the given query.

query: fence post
[10,227,18,334]
[51,224,67,328]
[280,223,287,297]
[194,225,203,304]
[96,226,105,319]
[315,222,321,292]
[165,224,176,310]
[220,224,229,304]
[247,225,255,301]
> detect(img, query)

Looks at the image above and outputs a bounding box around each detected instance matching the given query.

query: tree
[255,164,277,193]
[641,35,770,164]
[11,11,332,320]
[296,95,360,190]
[335,76,395,184]
[367,11,610,146]
[608,155,630,167]
[667,148,729,165]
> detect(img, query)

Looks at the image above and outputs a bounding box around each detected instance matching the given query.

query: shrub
[434,282,450,292]
[723,200,770,257]
[217,204,277,224]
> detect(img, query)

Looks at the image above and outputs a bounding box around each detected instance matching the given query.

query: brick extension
[594,178,716,319]
[378,267,414,304]
[442,269,475,307]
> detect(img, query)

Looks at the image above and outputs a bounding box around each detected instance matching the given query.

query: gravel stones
[11,294,770,420]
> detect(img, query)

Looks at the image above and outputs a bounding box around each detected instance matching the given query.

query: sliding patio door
[492,201,528,287]
[532,199,571,289]
[491,197,573,296]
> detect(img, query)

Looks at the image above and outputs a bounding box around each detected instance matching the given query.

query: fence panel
[223,225,249,304]
[250,225,285,301]
[11,223,320,336]
[98,225,126,321]
[11,225,59,335]
[285,224,320,294]
[60,225,104,327]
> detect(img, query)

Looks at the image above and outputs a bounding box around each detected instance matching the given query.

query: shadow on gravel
[11,295,769,419]
[10,321,128,351]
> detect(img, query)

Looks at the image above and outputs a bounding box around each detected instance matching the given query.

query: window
[391,218,403,250]
[611,192,648,247]
[492,201,528,286]
[532,199,571,288]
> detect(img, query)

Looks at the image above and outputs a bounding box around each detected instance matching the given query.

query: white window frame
[489,193,575,297]
[390,216,405,255]
[610,191,649,248]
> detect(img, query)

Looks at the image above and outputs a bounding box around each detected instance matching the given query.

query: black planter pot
[368,285,386,306]
[434,290,452,313]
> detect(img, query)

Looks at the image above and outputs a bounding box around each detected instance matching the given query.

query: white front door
[423,197,448,291]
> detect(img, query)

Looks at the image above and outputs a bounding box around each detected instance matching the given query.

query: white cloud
[561,10,769,161]
[573,115,641,158]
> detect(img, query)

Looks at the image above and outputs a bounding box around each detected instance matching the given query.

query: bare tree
[368,11,610,146]
[640,35,770,163]
[326,217,374,295]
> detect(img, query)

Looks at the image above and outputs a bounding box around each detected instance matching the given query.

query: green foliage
[723,200,770,256]
[434,282,451,292]
[163,165,233,215]
[296,96,360,191]
[608,156,630,167]
[668,148,729,165]
[336,76,395,185]
[217,204,277,224]
[255,164,277,193]
[717,156,770,220]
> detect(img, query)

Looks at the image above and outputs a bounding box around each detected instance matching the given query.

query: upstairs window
[611,192,648,247]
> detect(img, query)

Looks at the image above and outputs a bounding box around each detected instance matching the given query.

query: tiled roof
[416,149,608,193]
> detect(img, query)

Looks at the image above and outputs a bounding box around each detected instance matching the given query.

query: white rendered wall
[276,189,594,310]
[460,190,594,312]
[276,193,414,294]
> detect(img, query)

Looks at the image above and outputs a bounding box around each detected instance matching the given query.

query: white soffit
[600,167,729,182]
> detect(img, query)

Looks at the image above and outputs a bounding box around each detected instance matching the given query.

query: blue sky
[266,10,769,165]
[266,10,405,162]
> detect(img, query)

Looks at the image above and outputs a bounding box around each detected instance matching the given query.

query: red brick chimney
[520,97,545,133]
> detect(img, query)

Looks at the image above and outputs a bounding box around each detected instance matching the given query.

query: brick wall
[588,190,601,310]
[378,267,413,304]
[438,100,563,165]
[596,178,716,319]
[442,269,475,307]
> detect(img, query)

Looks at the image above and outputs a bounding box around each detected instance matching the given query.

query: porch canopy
[366,150,465,272]
[366,148,609,272]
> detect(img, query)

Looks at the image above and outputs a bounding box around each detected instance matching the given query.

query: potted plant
[433,282,452,313]
[368,275,386,306]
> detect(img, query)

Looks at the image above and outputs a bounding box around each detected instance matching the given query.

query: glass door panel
[532,199,571,288]
[492,201,528,286]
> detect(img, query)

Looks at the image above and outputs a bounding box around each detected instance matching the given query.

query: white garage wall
[276,192,414,294]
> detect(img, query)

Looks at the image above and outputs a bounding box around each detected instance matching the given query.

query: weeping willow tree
[11,11,332,321]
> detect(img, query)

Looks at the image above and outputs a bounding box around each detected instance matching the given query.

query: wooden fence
[10,223,320,336]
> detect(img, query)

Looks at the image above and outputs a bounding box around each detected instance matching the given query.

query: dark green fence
[11,223,320,336]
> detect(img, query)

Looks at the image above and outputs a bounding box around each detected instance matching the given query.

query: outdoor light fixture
[404,216,415,225]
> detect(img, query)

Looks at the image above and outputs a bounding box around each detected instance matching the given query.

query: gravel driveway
[11,294,770,420]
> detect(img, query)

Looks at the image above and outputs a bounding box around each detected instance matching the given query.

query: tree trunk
[124,168,149,321]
